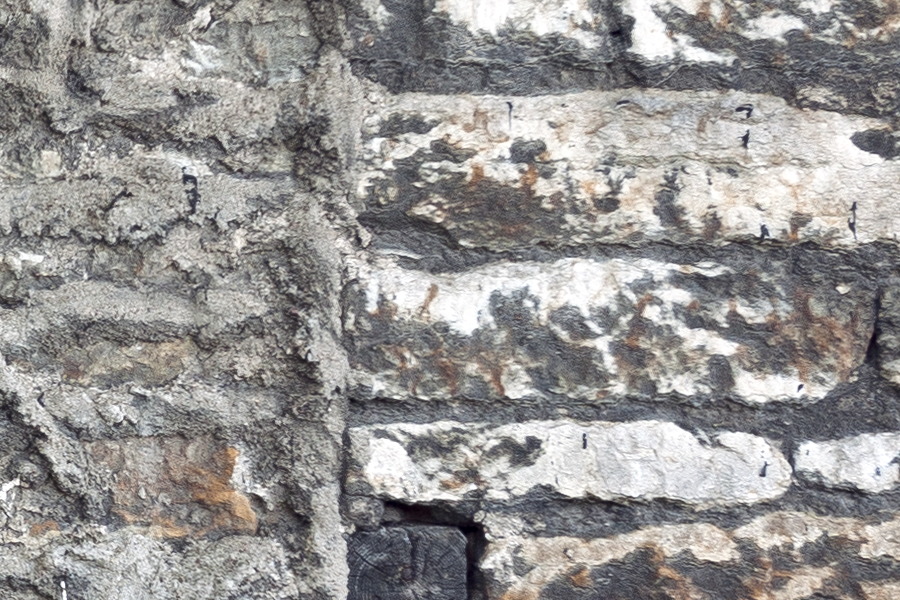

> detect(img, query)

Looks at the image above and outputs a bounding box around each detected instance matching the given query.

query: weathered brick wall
[1,0,899,599]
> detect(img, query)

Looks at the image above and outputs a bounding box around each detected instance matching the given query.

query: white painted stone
[743,13,807,41]
[795,433,900,493]
[861,518,900,560]
[349,420,791,507]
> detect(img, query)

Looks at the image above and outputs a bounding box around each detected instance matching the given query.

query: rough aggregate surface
[1,0,899,598]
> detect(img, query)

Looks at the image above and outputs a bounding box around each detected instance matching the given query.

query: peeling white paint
[0,478,20,504]
[621,0,734,64]
[433,0,603,48]
[353,253,867,403]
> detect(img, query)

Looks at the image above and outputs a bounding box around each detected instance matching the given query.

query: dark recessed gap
[865,292,881,365]
[381,501,487,600]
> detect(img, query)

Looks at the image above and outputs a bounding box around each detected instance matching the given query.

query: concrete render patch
[0,528,301,600]
[794,432,900,493]
[349,419,791,506]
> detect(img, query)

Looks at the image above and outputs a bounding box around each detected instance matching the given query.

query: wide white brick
[349,419,791,507]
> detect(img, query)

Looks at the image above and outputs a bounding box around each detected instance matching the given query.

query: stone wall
[0,0,899,598]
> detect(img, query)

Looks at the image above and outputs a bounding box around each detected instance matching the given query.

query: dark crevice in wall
[378,501,489,600]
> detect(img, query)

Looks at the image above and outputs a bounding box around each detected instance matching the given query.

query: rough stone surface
[3,0,900,598]
[357,90,896,250]
[479,511,900,600]
[347,256,875,403]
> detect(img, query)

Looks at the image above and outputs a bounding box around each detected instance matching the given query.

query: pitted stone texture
[347,256,874,403]
[357,90,896,251]
[794,432,900,493]
[0,528,300,600]
[0,145,299,243]
[480,510,900,600]
[348,526,467,600]
[348,420,791,506]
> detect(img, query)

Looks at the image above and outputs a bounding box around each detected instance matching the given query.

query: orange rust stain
[490,365,506,397]
[716,5,734,30]
[186,447,257,532]
[419,283,439,317]
[696,0,712,21]
[372,298,398,321]
[28,521,59,536]
[624,294,654,349]
[635,294,653,315]
[763,288,866,384]
[476,355,506,397]
[657,564,697,600]
[687,299,701,311]
[438,477,467,491]
[581,180,597,196]
[433,352,460,397]
[462,107,506,141]
[89,438,258,538]
[469,163,485,188]
[742,556,799,600]
[383,345,410,368]
[520,164,539,191]
[462,108,490,133]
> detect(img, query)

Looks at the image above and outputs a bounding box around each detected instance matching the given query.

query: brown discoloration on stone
[88,437,257,538]
[352,258,876,402]
[520,164,539,191]
[28,521,59,537]
[567,566,591,588]
[60,339,197,387]
[772,289,867,384]
[789,212,813,242]
[469,163,486,187]
[419,283,439,318]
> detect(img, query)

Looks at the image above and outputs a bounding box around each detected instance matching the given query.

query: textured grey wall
[0,0,899,598]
